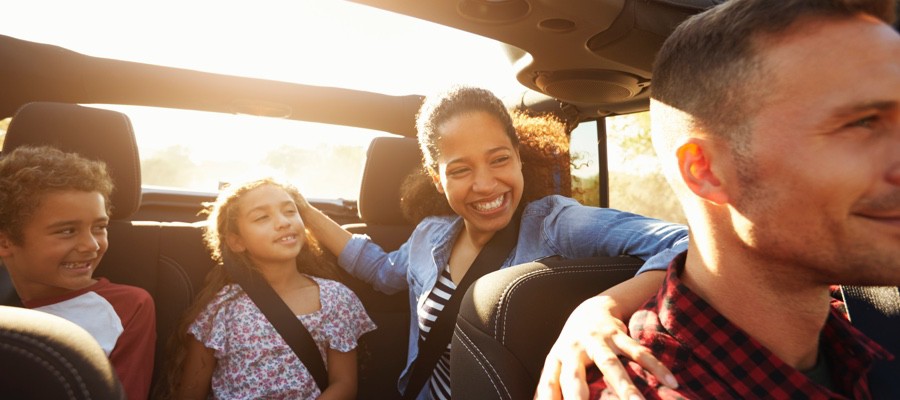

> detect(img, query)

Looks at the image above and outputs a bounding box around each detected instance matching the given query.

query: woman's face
[432,111,523,241]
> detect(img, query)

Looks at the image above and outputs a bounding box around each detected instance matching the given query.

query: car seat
[842,285,900,399]
[452,256,900,399]
[0,305,125,399]
[343,136,421,251]
[450,256,643,400]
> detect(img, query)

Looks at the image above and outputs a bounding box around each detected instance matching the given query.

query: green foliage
[141,145,197,188]
[592,112,686,224]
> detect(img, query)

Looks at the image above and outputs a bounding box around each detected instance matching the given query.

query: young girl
[169,178,376,399]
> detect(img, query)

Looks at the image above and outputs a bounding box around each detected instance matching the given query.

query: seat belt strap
[402,213,520,399]
[224,259,329,391]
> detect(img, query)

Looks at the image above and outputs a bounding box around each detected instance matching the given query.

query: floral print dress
[189,275,377,399]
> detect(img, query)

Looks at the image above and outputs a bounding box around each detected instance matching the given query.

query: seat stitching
[0,330,92,399]
[454,325,511,400]
[494,264,639,344]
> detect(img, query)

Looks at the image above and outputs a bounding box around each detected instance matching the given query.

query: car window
[570,121,602,207]
[96,105,389,200]
[606,112,686,224]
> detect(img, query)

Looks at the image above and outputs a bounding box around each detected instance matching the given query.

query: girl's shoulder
[201,284,247,311]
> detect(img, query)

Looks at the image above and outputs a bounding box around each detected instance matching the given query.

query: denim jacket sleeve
[338,234,411,295]
[536,196,688,275]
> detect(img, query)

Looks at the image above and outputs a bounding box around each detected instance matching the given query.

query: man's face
[0,190,109,301]
[730,15,900,286]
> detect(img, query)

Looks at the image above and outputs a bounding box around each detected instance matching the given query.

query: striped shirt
[417,265,457,399]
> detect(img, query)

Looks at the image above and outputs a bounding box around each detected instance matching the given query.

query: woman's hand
[534,271,675,400]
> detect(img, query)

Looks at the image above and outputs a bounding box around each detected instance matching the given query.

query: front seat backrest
[451,256,643,400]
[0,305,125,399]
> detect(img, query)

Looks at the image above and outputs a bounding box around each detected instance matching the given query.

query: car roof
[0,0,719,137]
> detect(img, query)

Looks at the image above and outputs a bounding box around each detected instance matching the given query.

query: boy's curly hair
[0,146,113,244]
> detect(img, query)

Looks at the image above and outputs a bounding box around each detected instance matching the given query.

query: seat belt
[402,214,521,399]
[224,258,329,392]
[841,285,900,399]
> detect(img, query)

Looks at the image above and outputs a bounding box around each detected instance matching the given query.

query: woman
[298,86,687,400]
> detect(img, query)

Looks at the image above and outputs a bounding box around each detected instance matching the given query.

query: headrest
[3,102,141,220]
[0,305,125,399]
[358,136,421,225]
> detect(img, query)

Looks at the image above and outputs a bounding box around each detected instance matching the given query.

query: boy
[0,145,156,400]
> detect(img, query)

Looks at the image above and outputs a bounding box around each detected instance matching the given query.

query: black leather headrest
[357,136,421,225]
[0,305,125,399]
[3,102,141,220]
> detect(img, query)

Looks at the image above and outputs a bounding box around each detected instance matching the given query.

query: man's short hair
[652,0,896,142]
[0,146,114,244]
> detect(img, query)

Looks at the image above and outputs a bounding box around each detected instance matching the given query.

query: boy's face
[0,190,109,302]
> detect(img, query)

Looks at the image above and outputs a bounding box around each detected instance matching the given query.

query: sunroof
[3,0,528,98]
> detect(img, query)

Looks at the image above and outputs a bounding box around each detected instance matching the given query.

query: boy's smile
[0,190,109,302]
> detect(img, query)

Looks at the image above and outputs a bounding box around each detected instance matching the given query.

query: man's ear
[429,168,445,195]
[676,140,729,204]
[225,232,246,253]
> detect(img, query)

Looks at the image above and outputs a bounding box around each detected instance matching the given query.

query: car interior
[0,0,898,399]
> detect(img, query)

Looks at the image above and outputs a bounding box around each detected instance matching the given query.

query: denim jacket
[338,195,688,398]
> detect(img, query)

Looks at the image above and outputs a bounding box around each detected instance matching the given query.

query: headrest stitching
[0,330,92,398]
[496,264,641,344]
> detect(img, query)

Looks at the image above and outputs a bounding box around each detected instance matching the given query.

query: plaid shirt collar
[628,251,892,400]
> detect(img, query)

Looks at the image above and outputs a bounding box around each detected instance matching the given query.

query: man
[540,0,899,398]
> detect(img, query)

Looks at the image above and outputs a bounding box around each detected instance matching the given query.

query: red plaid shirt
[588,252,892,400]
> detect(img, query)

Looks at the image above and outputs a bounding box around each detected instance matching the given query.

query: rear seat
[0,102,215,395]
[0,103,439,399]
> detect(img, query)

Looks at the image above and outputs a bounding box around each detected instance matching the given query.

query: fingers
[558,351,590,400]
[584,335,643,400]
[610,334,678,389]
[534,356,563,400]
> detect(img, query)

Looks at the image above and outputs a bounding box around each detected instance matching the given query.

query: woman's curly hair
[400,109,570,224]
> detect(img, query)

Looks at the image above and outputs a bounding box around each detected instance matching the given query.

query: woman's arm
[295,191,353,258]
[317,348,359,400]
[175,336,216,400]
[535,270,674,400]
[548,201,688,271]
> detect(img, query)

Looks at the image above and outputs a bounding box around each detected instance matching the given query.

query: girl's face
[226,184,306,267]
[432,111,523,241]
